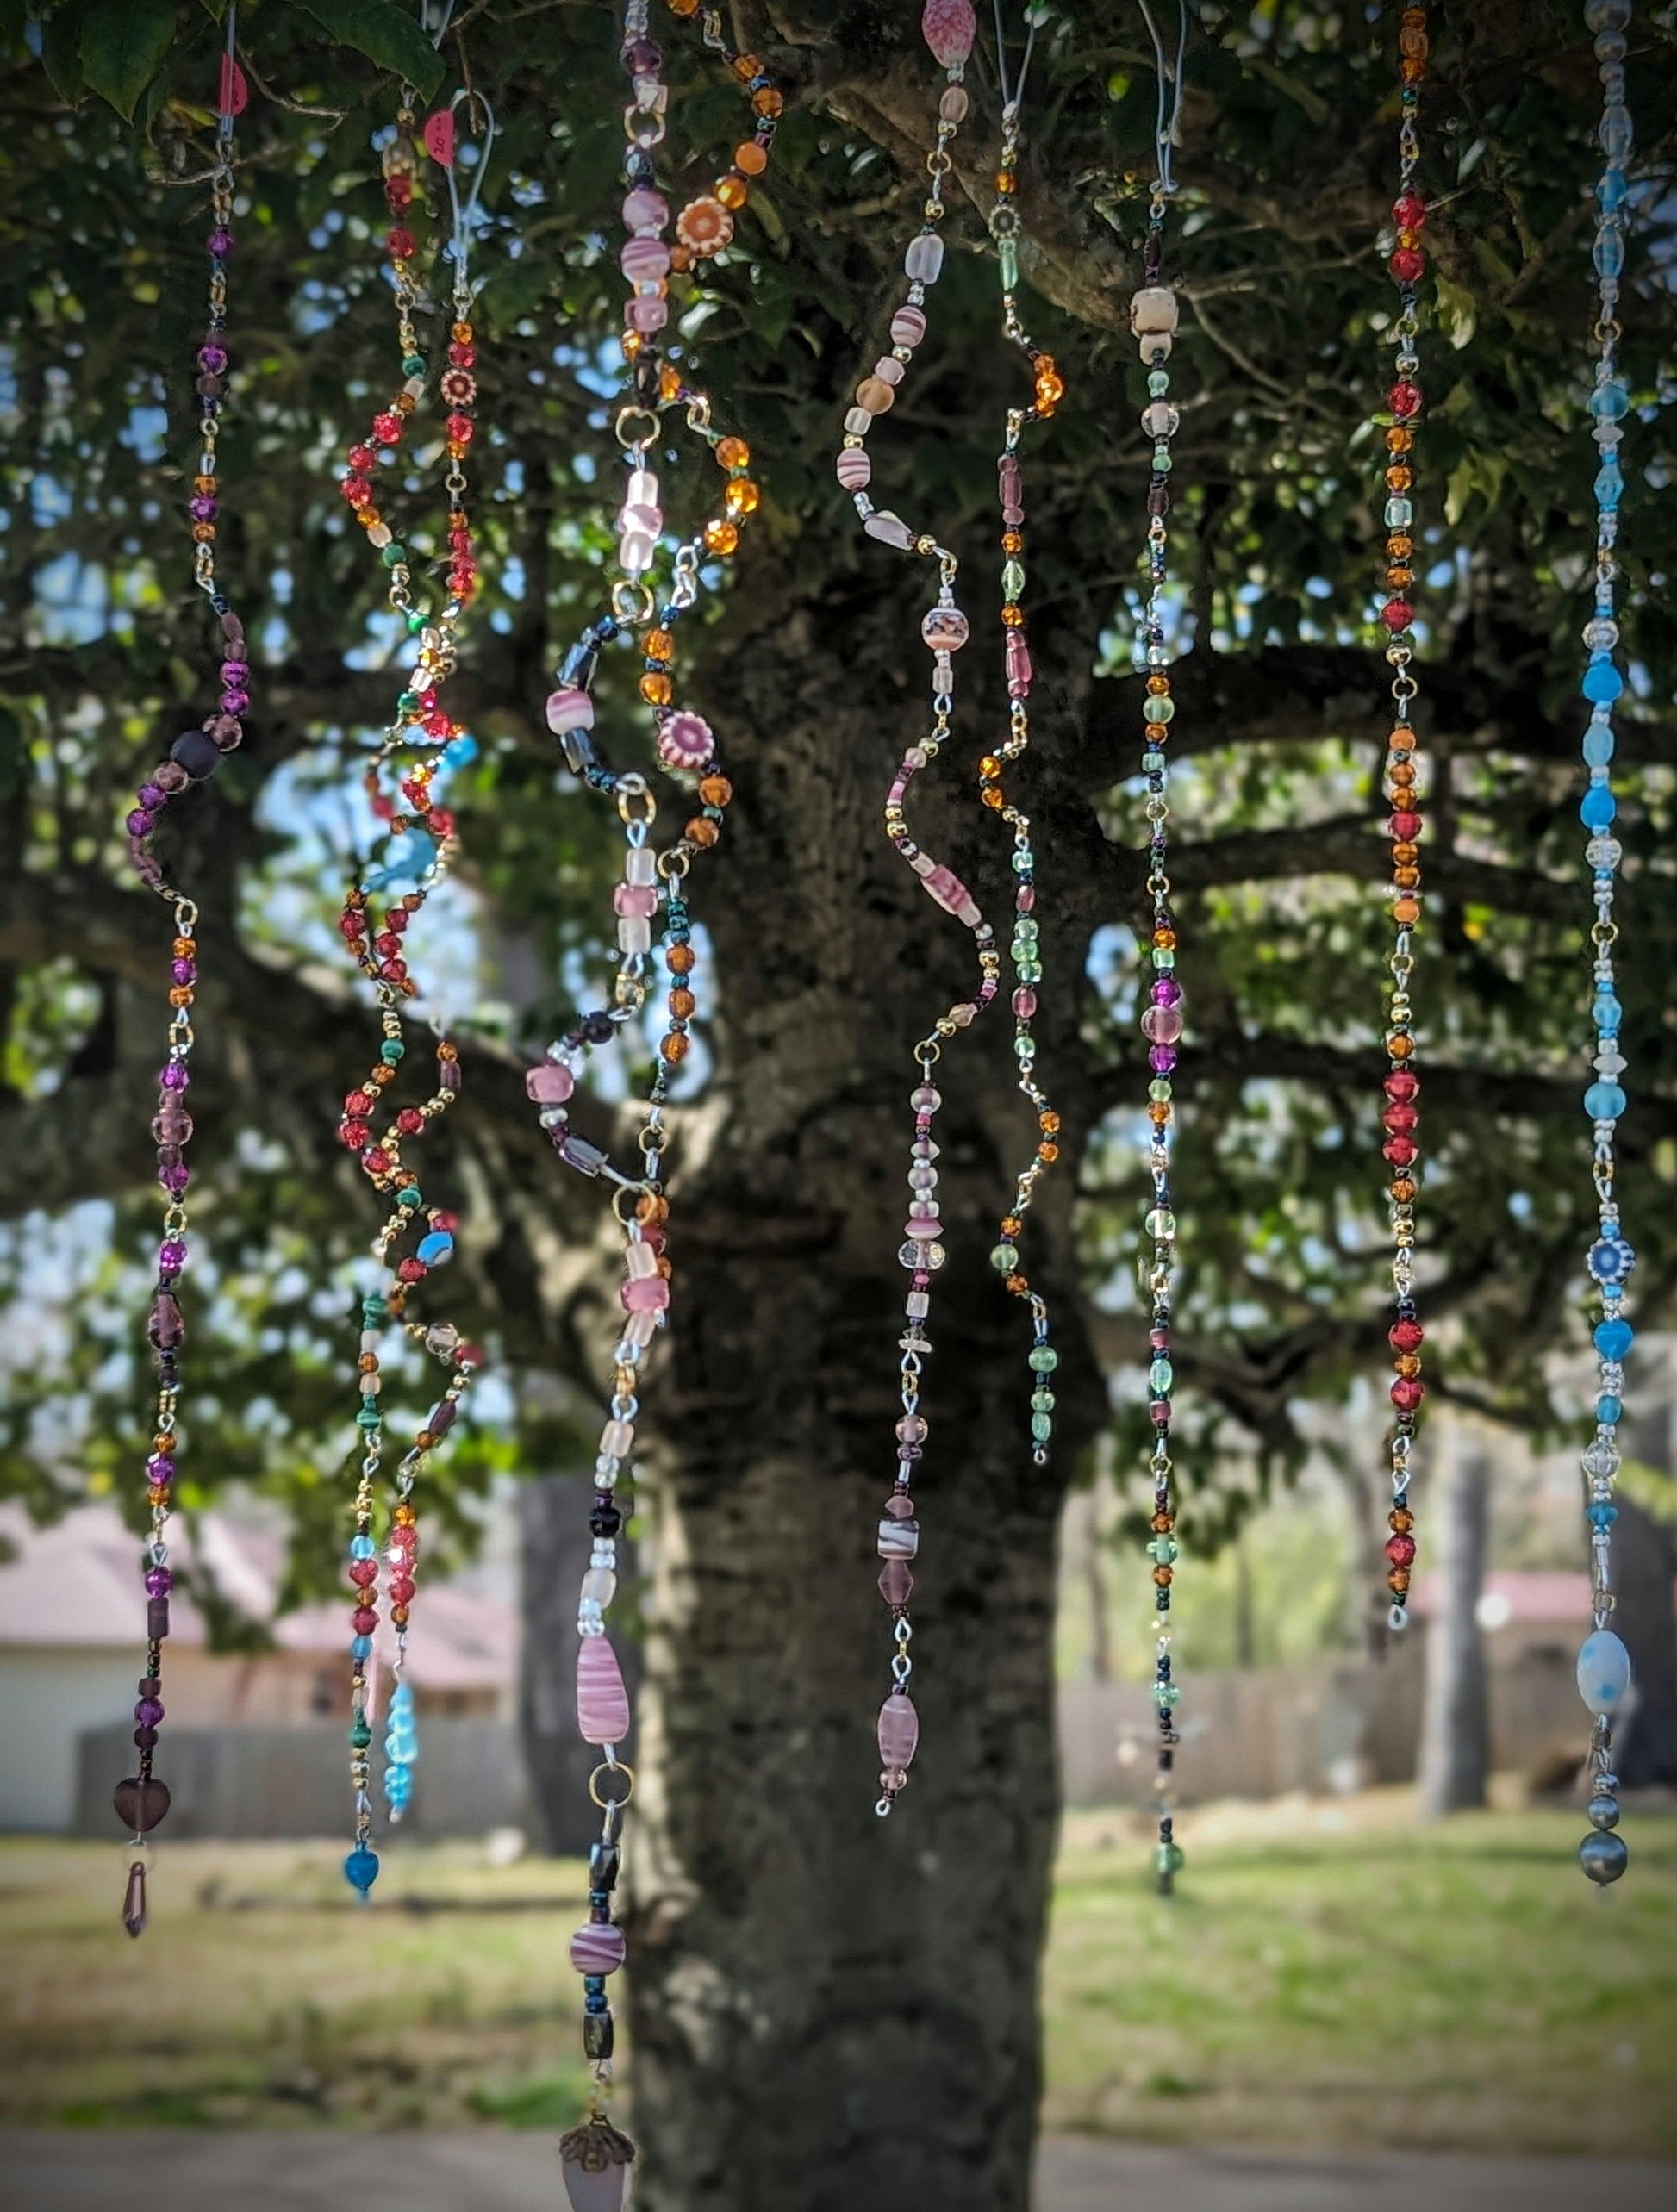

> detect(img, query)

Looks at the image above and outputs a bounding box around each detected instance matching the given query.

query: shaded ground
[1,1793,1672,2157]
[4,2131,1676,2211]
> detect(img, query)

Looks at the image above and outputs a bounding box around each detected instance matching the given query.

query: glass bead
[1599,106,1634,162]
[1579,1830,1629,1885]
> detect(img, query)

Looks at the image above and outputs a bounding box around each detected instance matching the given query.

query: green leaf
[79,0,177,122]
[40,2,88,107]
[290,0,447,100]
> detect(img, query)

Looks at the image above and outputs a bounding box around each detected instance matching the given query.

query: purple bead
[133,1726,159,1750]
[127,809,155,838]
[171,959,196,986]
[219,660,249,684]
[147,1455,176,1483]
[160,1063,189,1092]
[154,761,190,794]
[209,228,233,256]
[1152,979,1183,1007]
[220,689,250,715]
[144,1567,172,1598]
[1148,1044,1178,1075]
[134,1697,165,1728]
[138,783,166,809]
[159,1163,190,1196]
[147,1598,170,1641]
[152,1106,191,1144]
[197,343,228,374]
[147,1295,184,1351]
[158,1241,187,1274]
[188,496,218,522]
[205,714,242,750]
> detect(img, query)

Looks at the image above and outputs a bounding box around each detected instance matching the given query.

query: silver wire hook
[443,84,497,283]
[992,0,1049,119]
[1137,0,1188,199]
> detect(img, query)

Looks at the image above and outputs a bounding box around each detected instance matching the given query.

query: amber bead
[645,629,675,662]
[1387,1567,1412,1594]
[687,817,720,849]
[191,523,215,543]
[704,520,739,556]
[1001,1216,1022,1237]
[1147,674,1170,695]
[358,1353,378,1374]
[636,1192,670,1224]
[1387,531,1414,558]
[166,987,191,1008]
[1390,1175,1418,1204]
[734,140,768,177]
[669,987,696,1020]
[640,671,673,707]
[717,173,749,210]
[660,1031,689,1063]
[716,436,750,470]
[725,477,760,516]
[980,788,1002,811]
[732,52,764,81]
[1393,865,1420,889]
[667,944,695,975]
[660,364,683,401]
[1001,605,1025,627]
[670,245,693,274]
[1150,1511,1173,1535]
[1394,1353,1422,1379]
[1385,465,1413,492]
[452,320,473,343]
[1389,761,1416,788]
[1152,1566,1174,1587]
[668,0,697,14]
[1393,896,1421,925]
[1001,531,1022,554]
[194,474,215,495]
[979,755,1002,780]
[1389,1037,1415,1065]
[392,1603,411,1626]
[173,936,196,957]
[1040,1111,1061,1132]
[697,775,732,807]
[1386,567,1414,592]
[1153,928,1176,950]
[1390,1508,1414,1532]
[1039,1141,1061,1162]
[752,87,783,116]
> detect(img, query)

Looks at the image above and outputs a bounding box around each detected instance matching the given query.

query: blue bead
[1582,660,1624,704]
[415,1230,455,1267]
[1594,464,1623,508]
[442,734,478,768]
[1597,1394,1624,1424]
[1587,1502,1618,1530]
[1600,107,1634,163]
[1589,1237,1635,1283]
[350,1534,377,1559]
[1580,786,1618,829]
[1592,997,1620,1033]
[1593,231,1625,279]
[350,1634,372,1660]
[1585,1081,1626,1120]
[1577,1629,1631,1715]
[343,1846,380,1896]
[1583,725,1615,768]
[1598,168,1629,211]
[1588,380,1629,420]
[1594,1317,1633,1360]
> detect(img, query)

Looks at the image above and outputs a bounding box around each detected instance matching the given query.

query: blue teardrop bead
[1594,1318,1633,1360]
[343,1846,381,1896]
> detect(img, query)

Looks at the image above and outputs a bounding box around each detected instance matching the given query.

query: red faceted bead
[340,1118,371,1150]
[428,808,456,838]
[1381,598,1414,633]
[348,445,375,471]
[1385,1069,1420,1103]
[1388,380,1422,419]
[1390,1318,1425,1353]
[1383,1136,1418,1167]
[362,1149,392,1177]
[1385,1532,1418,1566]
[1388,811,1423,843]
[388,1574,417,1605]
[372,413,403,446]
[432,1211,459,1233]
[1383,1103,1418,1134]
[455,1341,483,1368]
[340,912,367,939]
[348,1559,377,1587]
[345,1090,373,1118]
[352,1605,378,1635]
[447,342,476,367]
[1390,1377,1425,1412]
[396,1108,425,1136]
[445,412,473,442]
[1388,246,1425,284]
[1393,193,1426,231]
[397,1259,427,1283]
[340,474,371,505]
[387,227,415,259]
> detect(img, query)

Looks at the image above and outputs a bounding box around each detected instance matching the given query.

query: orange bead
[1001,1216,1023,1237]
[1152,1566,1174,1587]
[1147,674,1170,695]
[1387,426,1414,452]
[667,944,695,975]
[1040,1111,1062,1132]
[167,987,193,1008]
[1395,1353,1422,1378]
[172,937,196,957]
[668,0,698,14]
[660,364,683,401]
[636,1192,670,1225]
[697,774,733,807]
[686,817,720,849]
[645,629,675,662]
[716,173,749,211]
[734,140,768,177]
[979,756,1002,779]
[725,477,760,516]
[1001,604,1025,627]
[452,320,472,343]
[1393,864,1420,888]
[752,87,783,116]
[1001,531,1022,554]
[1389,762,1416,787]
[716,436,750,470]
[640,671,673,707]
[1393,895,1421,925]
[1039,1141,1061,1162]
[1389,1034,1415,1062]
[669,987,696,1019]
[732,53,764,81]
[704,520,739,556]
[1387,533,1414,559]
[1153,927,1176,950]
[1386,465,1413,491]
[191,523,215,543]
[660,1031,689,1062]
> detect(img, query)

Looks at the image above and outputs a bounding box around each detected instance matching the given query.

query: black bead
[582,1011,615,1044]
[590,1505,622,1538]
[583,2010,615,2061]
[171,728,223,782]
[589,1840,621,1891]
[559,641,599,691]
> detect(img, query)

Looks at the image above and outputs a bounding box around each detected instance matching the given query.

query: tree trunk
[1616,1403,1677,1791]
[1417,1426,1490,1816]
[607,560,1107,2210]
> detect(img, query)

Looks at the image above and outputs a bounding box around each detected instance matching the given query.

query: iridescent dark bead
[583,2009,615,2061]
[170,728,222,781]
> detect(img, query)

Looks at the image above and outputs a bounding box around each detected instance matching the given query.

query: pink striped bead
[545,688,595,735]
[921,0,976,66]
[836,447,872,492]
[656,709,714,770]
[620,236,670,282]
[577,1635,631,1745]
[922,863,969,915]
[878,1691,920,1773]
[568,1921,627,1976]
[889,305,926,349]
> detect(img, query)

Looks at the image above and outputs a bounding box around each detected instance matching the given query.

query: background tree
[2,3,1675,2209]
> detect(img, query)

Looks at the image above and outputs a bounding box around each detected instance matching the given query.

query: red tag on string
[423,109,457,167]
[217,57,249,118]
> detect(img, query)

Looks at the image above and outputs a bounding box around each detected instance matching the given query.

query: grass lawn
[1,1790,1672,2155]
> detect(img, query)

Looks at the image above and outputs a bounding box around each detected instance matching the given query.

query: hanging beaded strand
[336,92,491,1897]
[1371,6,1431,1640]
[1127,0,1190,1897]
[982,14,1066,1472]
[1574,0,1638,1891]
[112,15,250,1939]
[837,0,998,1818]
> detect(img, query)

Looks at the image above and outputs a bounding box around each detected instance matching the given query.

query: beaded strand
[1573,0,1638,1891]
[837,0,998,1819]
[334,95,490,1898]
[1127,157,1191,1898]
[982,59,1066,1472]
[112,16,250,1939]
[1371,6,1431,1640]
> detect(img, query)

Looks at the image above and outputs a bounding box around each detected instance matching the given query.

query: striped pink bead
[922,0,976,67]
[836,448,871,492]
[577,1634,631,1745]
[568,1920,627,1976]
[889,305,926,350]
[878,1691,920,1774]
[620,236,670,282]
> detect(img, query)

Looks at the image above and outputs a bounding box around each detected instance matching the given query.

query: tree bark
[609,555,1107,2211]
[1616,1403,1677,1791]
[1417,1427,1490,1816]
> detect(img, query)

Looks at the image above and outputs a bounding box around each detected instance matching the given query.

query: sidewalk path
[4,2130,1674,2210]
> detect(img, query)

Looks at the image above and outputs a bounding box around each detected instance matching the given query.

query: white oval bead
[1577,1629,1631,1714]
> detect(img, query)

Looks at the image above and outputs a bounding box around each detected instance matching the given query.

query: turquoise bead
[415,1229,455,1265]
[1028,1345,1058,1374]
[1031,1389,1056,1413]
[350,1535,376,1559]
[1030,1413,1052,1442]
[381,1039,405,1063]
[1149,1358,1174,1394]
[1582,660,1624,703]
[343,1847,380,1896]
[1585,1080,1626,1120]
[1595,1317,1633,1359]
[1597,1395,1623,1424]
[398,1187,423,1209]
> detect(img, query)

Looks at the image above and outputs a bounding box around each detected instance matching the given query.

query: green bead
[1153,447,1173,474]
[1153,948,1175,969]
[1155,1682,1181,1709]
[381,1039,405,1063]
[1030,1412,1053,1442]
[402,353,427,377]
[1148,370,1170,396]
[1015,917,1039,941]
[1029,1345,1058,1373]
[1143,696,1175,726]
[1148,1534,1179,1566]
[397,1187,421,1208]
[380,543,406,570]
[349,1721,372,1749]
[1017,959,1043,984]
[1014,1036,1035,1060]
[362,1295,384,1321]
[1148,1079,1173,1102]
[403,609,426,633]
[357,1405,381,1430]
[1001,558,1026,598]
[1145,1208,1176,1240]
[1031,1388,1056,1413]
[999,239,1019,291]
[1155,1840,1186,1875]
[396,690,420,714]
[991,1243,1020,1272]
[1149,1358,1174,1394]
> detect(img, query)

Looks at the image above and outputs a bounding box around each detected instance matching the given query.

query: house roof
[0,1501,516,1692]
[1411,1568,1593,1624]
